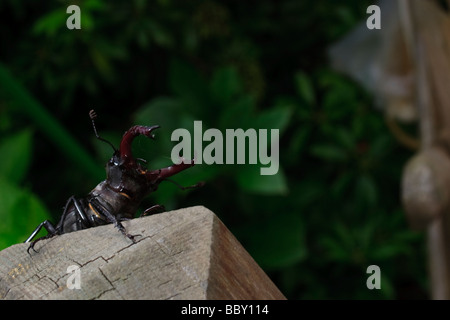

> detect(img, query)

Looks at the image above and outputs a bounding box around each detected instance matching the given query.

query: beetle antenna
[163,178,205,190]
[89,109,117,152]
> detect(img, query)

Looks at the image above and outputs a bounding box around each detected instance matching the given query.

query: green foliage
[0,0,427,299]
[0,130,51,248]
[278,69,426,299]
[0,64,103,181]
[133,60,291,201]
[0,129,32,183]
[235,211,307,270]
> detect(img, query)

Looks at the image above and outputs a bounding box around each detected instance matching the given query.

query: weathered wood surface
[0,206,285,300]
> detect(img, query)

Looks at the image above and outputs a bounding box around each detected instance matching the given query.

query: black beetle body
[26,111,198,253]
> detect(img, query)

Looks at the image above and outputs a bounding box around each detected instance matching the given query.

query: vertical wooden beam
[400,0,450,299]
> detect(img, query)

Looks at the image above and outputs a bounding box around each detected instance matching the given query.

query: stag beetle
[26,110,201,253]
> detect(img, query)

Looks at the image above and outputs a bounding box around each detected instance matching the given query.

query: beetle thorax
[104,154,155,201]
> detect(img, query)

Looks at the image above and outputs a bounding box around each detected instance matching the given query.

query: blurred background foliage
[0,0,427,299]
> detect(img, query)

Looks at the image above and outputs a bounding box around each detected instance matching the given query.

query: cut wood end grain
[0,206,286,300]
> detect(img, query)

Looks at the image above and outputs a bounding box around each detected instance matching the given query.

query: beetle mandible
[25,110,201,253]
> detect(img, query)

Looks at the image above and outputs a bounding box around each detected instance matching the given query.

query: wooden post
[400,0,450,299]
[0,206,285,300]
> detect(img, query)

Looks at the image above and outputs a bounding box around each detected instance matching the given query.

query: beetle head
[105,125,195,196]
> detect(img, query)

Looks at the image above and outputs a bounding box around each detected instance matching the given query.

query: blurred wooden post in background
[330,0,450,299]
[0,206,285,300]
[400,0,450,299]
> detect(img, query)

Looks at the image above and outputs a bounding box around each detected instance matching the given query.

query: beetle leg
[90,199,139,243]
[141,204,165,217]
[25,220,56,243]
[114,221,138,243]
[25,220,57,254]
[59,196,92,229]
[26,196,90,254]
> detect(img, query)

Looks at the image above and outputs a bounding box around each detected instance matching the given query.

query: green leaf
[0,63,103,181]
[294,71,315,105]
[210,66,242,104]
[0,129,32,184]
[82,11,95,31]
[0,178,51,250]
[320,222,357,263]
[320,236,351,262]
[148,20,174,47]
[287,125,312,163]
[368,134,391,159]
[370,244,409,261]
[219,94,254,129]
[380,274,395,299]
[334,127,355,150]
[355,174,378,207]
[235,212,307,270]
[291,180,324,207]
[32,10,67,36]
[255,105,292,135]
[331,171,354,198]
[84,0,107,11]
[168,58,210,114]
[236,165,288,195]
[310,144,348,162]
[90,47,113,78]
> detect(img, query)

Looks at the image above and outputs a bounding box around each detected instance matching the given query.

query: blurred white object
[329,0,416,123]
